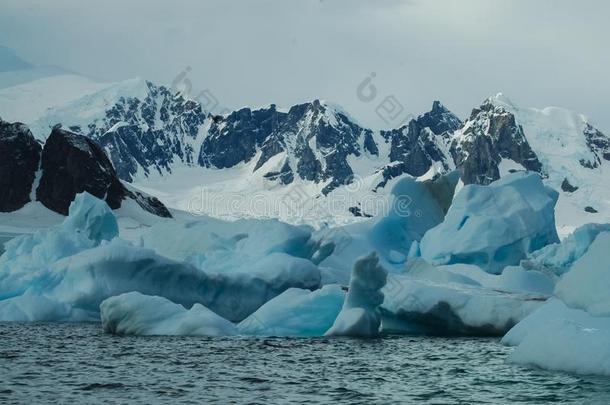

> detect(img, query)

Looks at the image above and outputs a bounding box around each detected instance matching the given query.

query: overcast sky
[1,0,608,131]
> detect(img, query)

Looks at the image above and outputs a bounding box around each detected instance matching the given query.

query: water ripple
[1,322,610,404]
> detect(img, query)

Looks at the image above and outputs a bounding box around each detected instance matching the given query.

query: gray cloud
[0,0,608,131]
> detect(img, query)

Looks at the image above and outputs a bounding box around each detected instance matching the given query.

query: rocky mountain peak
[451,96,542,185]
[582,123,610,168]
[374,101,461,190]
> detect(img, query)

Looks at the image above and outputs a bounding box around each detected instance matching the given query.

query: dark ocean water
[1,323,610,404]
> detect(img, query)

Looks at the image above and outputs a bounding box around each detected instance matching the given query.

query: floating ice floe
[503,299,610,376]
[238,285,345,336]
[503,231,610,376]
[419,172,559,274]
[553,231,610,317]
[100,292,238,336]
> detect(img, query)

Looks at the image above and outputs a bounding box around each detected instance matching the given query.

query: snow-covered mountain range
[1,72,608,235]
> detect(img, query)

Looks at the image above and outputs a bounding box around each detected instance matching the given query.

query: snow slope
[489,94,610,236]
[0,75,109,126]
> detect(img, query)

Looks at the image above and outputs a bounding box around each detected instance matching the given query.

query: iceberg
[554,231,610,316]
[381,272,546,336]
[43,238,319,322]
[100,292,237,336]
[326,252,388,337]
[503,233,610,376]
[522,223,610,276]
[0,193,321,322]
[419,172,559,274]
[317,172,458,281]
[0,293,72,321]
[238,285,345,336]
[439,263,555,295]
[503,299,610,376]
[139,216,320,273]
[0,192,118,301]
[404,259,481,287]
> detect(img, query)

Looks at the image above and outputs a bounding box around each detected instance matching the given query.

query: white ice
[326,252,388,337]
[381,269,546,335]
[554,231,610,316]
[238,285,345,337]
[419,172,559,274]
[100,292,237,336]
[503,299,610,376]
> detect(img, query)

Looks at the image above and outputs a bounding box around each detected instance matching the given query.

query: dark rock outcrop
[451,99,543,185]
[84,81,207,182]
[581,123,610,168]
[36,126,171,217]
[363,130,379,156]
[348,206,373,218]
[561,178,579,193]
[201,105,283,170]
[376,102,461,189]
[263,159,294,185]
[200,100,370,194]
[0,120,42,211]
[585,206,598,213]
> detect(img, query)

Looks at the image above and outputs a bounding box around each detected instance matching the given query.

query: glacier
[419,172,559,274]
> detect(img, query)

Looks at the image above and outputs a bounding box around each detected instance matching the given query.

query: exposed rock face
[375,102,461,189]
[36,126,171,217]
[561,178,579,193]
[200,100,370,194]
[0,120,42,211]
[451,99,543,185]
[82,81,207,182]
[363,130,379,156]
[417,100,464,135]
[582,123,610,168]
[262,159,294,185]
[37,80,470,197]
[200,106,283,169]
[37,126,125,214]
